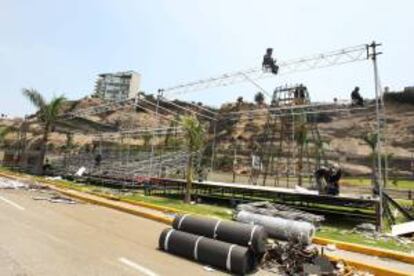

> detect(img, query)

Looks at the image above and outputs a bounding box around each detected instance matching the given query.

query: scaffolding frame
[13,42,387,228]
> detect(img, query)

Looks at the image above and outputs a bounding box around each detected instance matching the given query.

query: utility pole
[368,41,384,231]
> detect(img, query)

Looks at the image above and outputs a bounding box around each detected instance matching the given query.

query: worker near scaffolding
[314,164,341,196]
[94,153,102,167]
[294,84,307,105]
[351,86,364,106]
[262,48,279,74]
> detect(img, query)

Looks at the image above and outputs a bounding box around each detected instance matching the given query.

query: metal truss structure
[161,44,369,96]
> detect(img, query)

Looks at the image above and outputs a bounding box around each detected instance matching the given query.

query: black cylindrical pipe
[159,228,256,275]
[172,215,268,254]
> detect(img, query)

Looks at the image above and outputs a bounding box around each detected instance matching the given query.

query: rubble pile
[261,241,373,276]
[261,240,320,274]
[351,223,414,247]
[0,177,28,189]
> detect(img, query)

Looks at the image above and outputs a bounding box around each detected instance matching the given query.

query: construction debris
[235,201,325,226]
[0,177,28,189]
[349,223,414,247]
[392,221,414,237]
[260,240,320,274]
[261,241,373,276]
[45,176,63,181]
[235,210,315,245]
[354,223,376,233]
[32,195,77,204]
[75,167,86,177]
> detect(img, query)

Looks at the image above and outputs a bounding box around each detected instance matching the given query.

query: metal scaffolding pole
[210,121,217,173]
[149,90,163,176]
[369,41,384,231]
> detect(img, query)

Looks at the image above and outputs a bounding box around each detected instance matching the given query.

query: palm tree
[180,115,204,203]
[0,126,13,146]
[22,88,66,174]
[142,131,152,151]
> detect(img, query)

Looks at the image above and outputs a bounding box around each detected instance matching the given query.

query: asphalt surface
[0,188,226,276]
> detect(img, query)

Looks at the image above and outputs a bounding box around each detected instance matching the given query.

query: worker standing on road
[262,48,279,74]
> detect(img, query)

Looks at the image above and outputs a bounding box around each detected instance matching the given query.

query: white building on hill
[94,71,141,101]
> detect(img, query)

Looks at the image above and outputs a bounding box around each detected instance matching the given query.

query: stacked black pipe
[159,215,268,275]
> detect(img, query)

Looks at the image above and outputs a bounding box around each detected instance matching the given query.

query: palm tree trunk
[185,154,193,203]
[37,123,49,175]
[371,151,377,189]
[298,142,304,186]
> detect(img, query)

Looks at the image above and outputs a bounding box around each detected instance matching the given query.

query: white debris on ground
[45,176,63,181]
[75,167,86,177]
[32,195,77,204]
[351,223,414,247]
[0,176,77,204]
[0,177,28,189]
[294,185,319,195]
[392,221,414,236]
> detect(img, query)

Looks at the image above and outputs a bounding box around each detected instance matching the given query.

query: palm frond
[362,132,378,151]
[47,96,66,121]
[22,88,46,109]
[180,115,205,151]
[0,126,16,143]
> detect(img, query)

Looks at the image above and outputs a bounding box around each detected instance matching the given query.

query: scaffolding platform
[148,177,381,226]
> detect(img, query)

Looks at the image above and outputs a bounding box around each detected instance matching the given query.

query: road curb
[326,254,410,276]
[313,237,414,265]
[46,185,174,225]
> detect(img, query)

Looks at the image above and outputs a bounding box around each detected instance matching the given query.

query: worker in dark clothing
[314,164,341,196]
[95,153,102,167]
[326,165,341,196]
[262,48,279,74]
[294,85,307,104]
[314,166,329,194]
[43,158,52,175]
[351,86,364,106]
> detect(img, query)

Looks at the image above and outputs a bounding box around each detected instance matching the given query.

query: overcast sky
[0,0,413,117]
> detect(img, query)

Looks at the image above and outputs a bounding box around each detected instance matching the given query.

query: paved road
[0,188,225,276]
